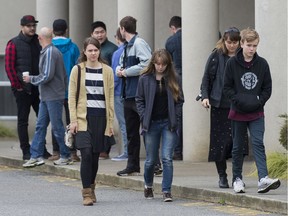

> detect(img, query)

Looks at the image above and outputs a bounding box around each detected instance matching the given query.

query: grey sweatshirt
[30,43,67,101]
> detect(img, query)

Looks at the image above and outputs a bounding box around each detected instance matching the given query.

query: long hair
[142,49,180,101]
[215,27,241,55]
[78,37,105,63]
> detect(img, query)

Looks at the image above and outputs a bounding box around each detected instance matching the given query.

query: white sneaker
[233,177,245,193]
[23,157,45,168]
[53,158,73,166]
[258,176,281,193]
[111,154,128,161]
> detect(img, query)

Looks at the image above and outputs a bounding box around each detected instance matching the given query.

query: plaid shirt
[5,41,22,89]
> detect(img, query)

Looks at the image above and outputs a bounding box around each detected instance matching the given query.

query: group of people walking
[5,14,280,206]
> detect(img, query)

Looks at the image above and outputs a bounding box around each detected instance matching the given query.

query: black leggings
[80,147,100,188]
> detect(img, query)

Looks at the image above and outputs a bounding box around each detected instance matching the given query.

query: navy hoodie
[223,48,272,114]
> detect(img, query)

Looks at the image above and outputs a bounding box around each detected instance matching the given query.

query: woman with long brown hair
[69,37,114,205]
[136,49,184,202]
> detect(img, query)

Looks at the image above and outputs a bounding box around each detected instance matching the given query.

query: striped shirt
[85,67,106,116]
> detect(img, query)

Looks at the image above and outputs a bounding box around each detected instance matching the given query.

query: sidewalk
[0,138,287,215]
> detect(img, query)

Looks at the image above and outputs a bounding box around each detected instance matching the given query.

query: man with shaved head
[23,27,72,168]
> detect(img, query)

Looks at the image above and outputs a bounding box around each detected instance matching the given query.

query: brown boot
[91,183,97,203]
[82,188,93,206]
[48,151,60,161]
[71,151,80,162]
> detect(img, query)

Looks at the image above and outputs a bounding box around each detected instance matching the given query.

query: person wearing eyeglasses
[5,15,51,161]
[223,28,280,194]
[199,27,248,189]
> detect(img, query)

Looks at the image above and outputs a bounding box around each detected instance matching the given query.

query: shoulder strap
[76,65,81,107]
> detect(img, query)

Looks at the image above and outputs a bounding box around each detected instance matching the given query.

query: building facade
[0,0,287,161]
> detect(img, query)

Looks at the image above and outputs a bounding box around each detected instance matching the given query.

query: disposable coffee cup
[22,71,29,77]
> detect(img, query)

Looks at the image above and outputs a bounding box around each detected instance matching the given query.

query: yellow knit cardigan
[68,62,114,136]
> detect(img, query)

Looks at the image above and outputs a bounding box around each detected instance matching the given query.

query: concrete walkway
[0,138,286,215]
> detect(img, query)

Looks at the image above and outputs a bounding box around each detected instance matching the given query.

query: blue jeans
[30,100,70,159]
[232,117,268,181]
[144,119,176,192]
[114,96,128,156]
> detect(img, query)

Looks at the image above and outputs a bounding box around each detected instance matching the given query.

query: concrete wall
[219,0,255,32]
[255,0,288,153]
[0,0,36,54]
[154,0,181,49]
[93,0,118,48]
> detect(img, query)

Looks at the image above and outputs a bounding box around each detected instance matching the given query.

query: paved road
[0,165,281,216]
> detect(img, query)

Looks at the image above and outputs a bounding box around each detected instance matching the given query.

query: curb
[0,156,286,215]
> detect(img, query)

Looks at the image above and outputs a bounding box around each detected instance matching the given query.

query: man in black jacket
[5,15,51,160]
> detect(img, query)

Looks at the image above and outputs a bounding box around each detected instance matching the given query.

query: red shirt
[228,109,264,121]
[5,41,22,89]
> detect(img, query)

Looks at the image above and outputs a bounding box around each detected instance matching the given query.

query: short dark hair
[169,16,181,28]
[119,16,137,34]
[91,21,106,33]
[53,19,67,36]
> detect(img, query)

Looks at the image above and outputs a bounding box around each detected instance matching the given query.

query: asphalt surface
[0,138,287,215]
[3,166,280,216]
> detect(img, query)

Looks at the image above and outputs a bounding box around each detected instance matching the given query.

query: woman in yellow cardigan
[68,37,114,206]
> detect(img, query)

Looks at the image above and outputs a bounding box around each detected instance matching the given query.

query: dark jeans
[174,113,183,156]
[232,117,268,181]
[13,88,40,154]
[124,99,140,171]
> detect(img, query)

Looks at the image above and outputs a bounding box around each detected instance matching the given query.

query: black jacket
[135,73,184,133]
[201,49,230,108]
[223,49,272,113]
[12,32,41,93]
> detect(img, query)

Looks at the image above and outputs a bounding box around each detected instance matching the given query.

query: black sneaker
[117,168,140,176]
[154,164,163,176]
[163,192,173,202]
[219,177,229,188]
[144,187,154,199]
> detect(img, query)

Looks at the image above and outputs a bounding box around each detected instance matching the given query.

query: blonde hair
[240,27,260,43]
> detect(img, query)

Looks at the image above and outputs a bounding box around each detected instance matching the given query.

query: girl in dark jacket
[200,27,248,188]
[136,49,184,202]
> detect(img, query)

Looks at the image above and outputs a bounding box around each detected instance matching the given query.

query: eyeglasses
[25,24,37,28]
[224,27,239,33]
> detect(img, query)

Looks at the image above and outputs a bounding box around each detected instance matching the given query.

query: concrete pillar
[93,0,118,46]
[182,0,219,161]
[117,0,154,50]
[69,0,93,49]
[255,0,288,153]
[36,0,68,29]
[154,0,181,49]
